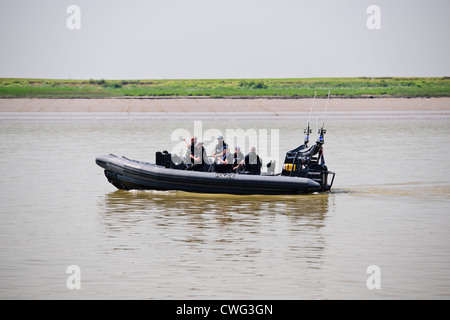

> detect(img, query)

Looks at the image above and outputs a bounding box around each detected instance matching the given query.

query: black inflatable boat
[96,91,337,195]
[96,154,329,195]
[96,126,335,195]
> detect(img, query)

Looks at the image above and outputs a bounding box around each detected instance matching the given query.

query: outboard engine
[281,127,335,191]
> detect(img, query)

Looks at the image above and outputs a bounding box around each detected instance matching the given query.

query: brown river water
[0,106,449,299]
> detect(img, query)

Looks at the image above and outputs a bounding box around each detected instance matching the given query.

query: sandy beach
[0,97,449,120]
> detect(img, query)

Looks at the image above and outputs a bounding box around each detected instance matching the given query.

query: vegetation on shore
[0,77,449,98]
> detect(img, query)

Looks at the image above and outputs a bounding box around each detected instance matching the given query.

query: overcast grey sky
[0,0,449,79]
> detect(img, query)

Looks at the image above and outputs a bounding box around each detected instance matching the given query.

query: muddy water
[0,116,449,299]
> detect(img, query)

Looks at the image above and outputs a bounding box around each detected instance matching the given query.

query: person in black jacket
[233,146,262,174]
[182,136,197,165]
[232,146,245,172]
[214,147,234,173]
[185,141,207,171]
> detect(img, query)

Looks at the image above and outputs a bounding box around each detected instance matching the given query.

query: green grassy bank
[1,77,449,98]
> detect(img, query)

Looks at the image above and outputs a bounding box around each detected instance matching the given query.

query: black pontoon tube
[96,154,323,195]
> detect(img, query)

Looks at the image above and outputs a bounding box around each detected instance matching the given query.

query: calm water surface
[0,117,449,299]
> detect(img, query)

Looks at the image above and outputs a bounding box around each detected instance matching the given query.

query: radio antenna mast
[317,90,331,145]
[304,91,317,147]
[322,90,331,127]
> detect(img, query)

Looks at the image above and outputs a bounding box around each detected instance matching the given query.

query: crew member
[214,148,233,173]
[234,146,262,174]
[185,141,207,171]
[232,146,245,172]
[182,136,197,165]
[212,135,228,160]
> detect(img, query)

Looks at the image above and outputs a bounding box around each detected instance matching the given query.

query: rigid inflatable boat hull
[96,154,322,195]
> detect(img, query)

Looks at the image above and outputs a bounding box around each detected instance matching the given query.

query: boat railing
[322,171,336,191]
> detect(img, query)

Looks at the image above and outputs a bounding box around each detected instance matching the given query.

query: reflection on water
[99,190,331,252]
[91,190,335,299]
[100,190,331,222]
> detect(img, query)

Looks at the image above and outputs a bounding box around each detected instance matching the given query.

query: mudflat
[0,97,449,114]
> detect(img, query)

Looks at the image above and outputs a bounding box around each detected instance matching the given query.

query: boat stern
[306,178,322,193]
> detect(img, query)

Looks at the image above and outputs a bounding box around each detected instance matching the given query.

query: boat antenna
[304,91,317,147]
[317,90,330,145]
[322,90,331,128]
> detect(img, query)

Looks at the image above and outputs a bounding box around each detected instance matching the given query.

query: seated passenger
[234,146,262,174]
[212,135,228,162]
[232,146,245,172]
[185,141,207,171]
[214,148,233,173]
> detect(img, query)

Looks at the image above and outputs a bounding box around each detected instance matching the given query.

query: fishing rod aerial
[304,91,317,147]
[308,90,317,124]
[317,90,331,145]
[322,90,331,128]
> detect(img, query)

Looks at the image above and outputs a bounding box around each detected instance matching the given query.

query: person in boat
[212,135,228,161]
[232,146,245,172]
[214,147,233,173]
[181,136,197,164]
[185,141,207,171]
[234,146,262,174]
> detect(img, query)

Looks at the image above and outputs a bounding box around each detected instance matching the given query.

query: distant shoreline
[0,94,445,100]
[1,77,449,99]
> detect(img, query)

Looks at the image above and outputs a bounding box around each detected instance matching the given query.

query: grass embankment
[0,77,449,98]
